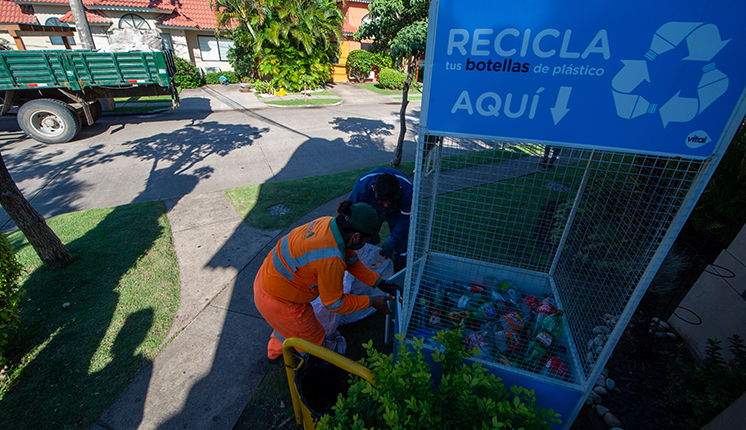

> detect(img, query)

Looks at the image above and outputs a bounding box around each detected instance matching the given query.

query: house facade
[0,0,234,72]
[333,0,372,82]
[0,0,373,81]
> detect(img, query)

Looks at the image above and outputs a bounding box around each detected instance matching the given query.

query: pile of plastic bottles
[411,276,572,381]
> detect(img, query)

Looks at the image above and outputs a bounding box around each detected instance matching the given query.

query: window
[198,36,234,61]
[45,17,75,46]
[119,14,150,30]
[161,33,173,51]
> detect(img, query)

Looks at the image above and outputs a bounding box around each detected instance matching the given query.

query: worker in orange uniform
[254,200,401,362]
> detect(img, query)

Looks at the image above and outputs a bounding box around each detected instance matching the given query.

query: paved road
[0,84,420,230]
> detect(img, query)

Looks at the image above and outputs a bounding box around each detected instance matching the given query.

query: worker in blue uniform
[349,167,413,272]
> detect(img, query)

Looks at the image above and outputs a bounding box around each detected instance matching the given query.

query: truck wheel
[17,99,81,144]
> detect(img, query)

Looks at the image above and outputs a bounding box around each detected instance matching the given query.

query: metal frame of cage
[395,134,722,428]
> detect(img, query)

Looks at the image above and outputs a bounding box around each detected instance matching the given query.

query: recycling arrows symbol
[612,22,731,128]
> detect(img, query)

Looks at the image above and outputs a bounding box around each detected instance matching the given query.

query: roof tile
[59,9,111,24]
[0,0,38,24]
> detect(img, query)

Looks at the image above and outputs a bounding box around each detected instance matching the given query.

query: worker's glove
[378,279,402,295]
[379,241,395,259]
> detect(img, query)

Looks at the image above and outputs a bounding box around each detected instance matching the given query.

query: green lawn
[113,95,173,103]
[0,202,179,430]
[225,163,415,231]
[263,98,342,106]
[358,82,423,95]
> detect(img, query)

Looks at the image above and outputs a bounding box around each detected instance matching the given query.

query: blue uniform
[349,168,413,268]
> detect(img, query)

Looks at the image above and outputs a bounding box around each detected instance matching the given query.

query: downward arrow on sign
[551,86,572,124]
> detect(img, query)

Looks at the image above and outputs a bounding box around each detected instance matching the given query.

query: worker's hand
[378,279,402,295]
[371,295,393,315]
[379,241,395,259]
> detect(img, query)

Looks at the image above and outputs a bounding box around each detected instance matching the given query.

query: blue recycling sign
[422,0,746,158]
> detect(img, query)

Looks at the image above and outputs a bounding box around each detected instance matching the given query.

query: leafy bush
[373,52,393,70]
[378,67,407,90]
[346,49,375,81]
[0,232,24,366]
[204,71,240,85]
[318,330,561,429]
[688,134,746,246]
[660,335,746,430]
[257,41,331,93]
[173,57,202,89]
[227,27,257,80]
[252,79,274,95]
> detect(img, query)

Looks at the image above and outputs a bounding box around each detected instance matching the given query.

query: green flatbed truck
[0,49,179,144]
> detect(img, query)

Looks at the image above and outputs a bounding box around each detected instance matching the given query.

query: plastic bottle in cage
[540,344,570,379]
[431,281,445,310]
[472,301,500,321]
[500,310,524,332]
[416,295,431,329]
[535,295,559,325]
[525,311,565,369]
[492,329,522,353]
[466,330,491,357]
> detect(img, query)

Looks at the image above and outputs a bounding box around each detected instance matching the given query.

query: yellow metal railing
[282,337,376,429]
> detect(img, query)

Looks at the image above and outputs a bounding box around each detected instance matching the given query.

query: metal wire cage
[400,134,708,392]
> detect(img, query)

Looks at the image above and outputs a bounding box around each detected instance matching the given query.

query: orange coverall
[254,216,383,359]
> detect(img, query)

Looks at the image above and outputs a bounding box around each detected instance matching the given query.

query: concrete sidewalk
[85,83,401,430]
[88,191,350,430]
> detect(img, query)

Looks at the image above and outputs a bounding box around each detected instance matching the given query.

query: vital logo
[686,130,712,149]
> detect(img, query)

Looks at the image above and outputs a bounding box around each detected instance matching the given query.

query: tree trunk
[0,154,72,269]
[390,57,418,169]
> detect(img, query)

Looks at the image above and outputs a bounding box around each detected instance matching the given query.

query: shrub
[659,335,746,430]
[252,79,274,95]
[173,57,202,89]
[0,233,24,366]
[373,52,393,70]
[227,28,257,80]
[378,67,407,90]
[318,330,561,429]
[204,71,240,85]
[346,49,375,82]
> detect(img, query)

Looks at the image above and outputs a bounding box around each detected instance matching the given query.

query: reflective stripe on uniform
[272,234,345,282]
[346,254,359,265]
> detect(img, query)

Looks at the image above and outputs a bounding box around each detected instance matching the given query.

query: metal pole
[68,0,95,50]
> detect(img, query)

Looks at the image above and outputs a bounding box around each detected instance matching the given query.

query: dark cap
[345,203,380,244]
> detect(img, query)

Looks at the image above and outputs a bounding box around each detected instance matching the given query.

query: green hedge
[347,50,375,81]
[204,71,240,85]
[0,233,24,366]
[173,57,203,89]
[378,67,407,90]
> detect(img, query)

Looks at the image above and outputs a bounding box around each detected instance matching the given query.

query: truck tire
[17,98,81,144]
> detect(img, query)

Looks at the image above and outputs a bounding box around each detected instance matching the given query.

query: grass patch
[394,95,422,101]
[225,163,415,231]
[263,98,342,106]
[357,83,423,96]
[0,202,179,430]
[113,95,175,103]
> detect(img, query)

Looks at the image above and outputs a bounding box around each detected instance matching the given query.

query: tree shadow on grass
[0,118,266,429]
[0,202,174,430]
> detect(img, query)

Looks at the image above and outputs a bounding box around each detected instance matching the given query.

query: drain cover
[268,204,291,216]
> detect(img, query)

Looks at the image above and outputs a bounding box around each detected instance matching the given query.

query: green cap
[345,203,380,244]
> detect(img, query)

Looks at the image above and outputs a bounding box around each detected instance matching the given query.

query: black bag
[294,354,352,419]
